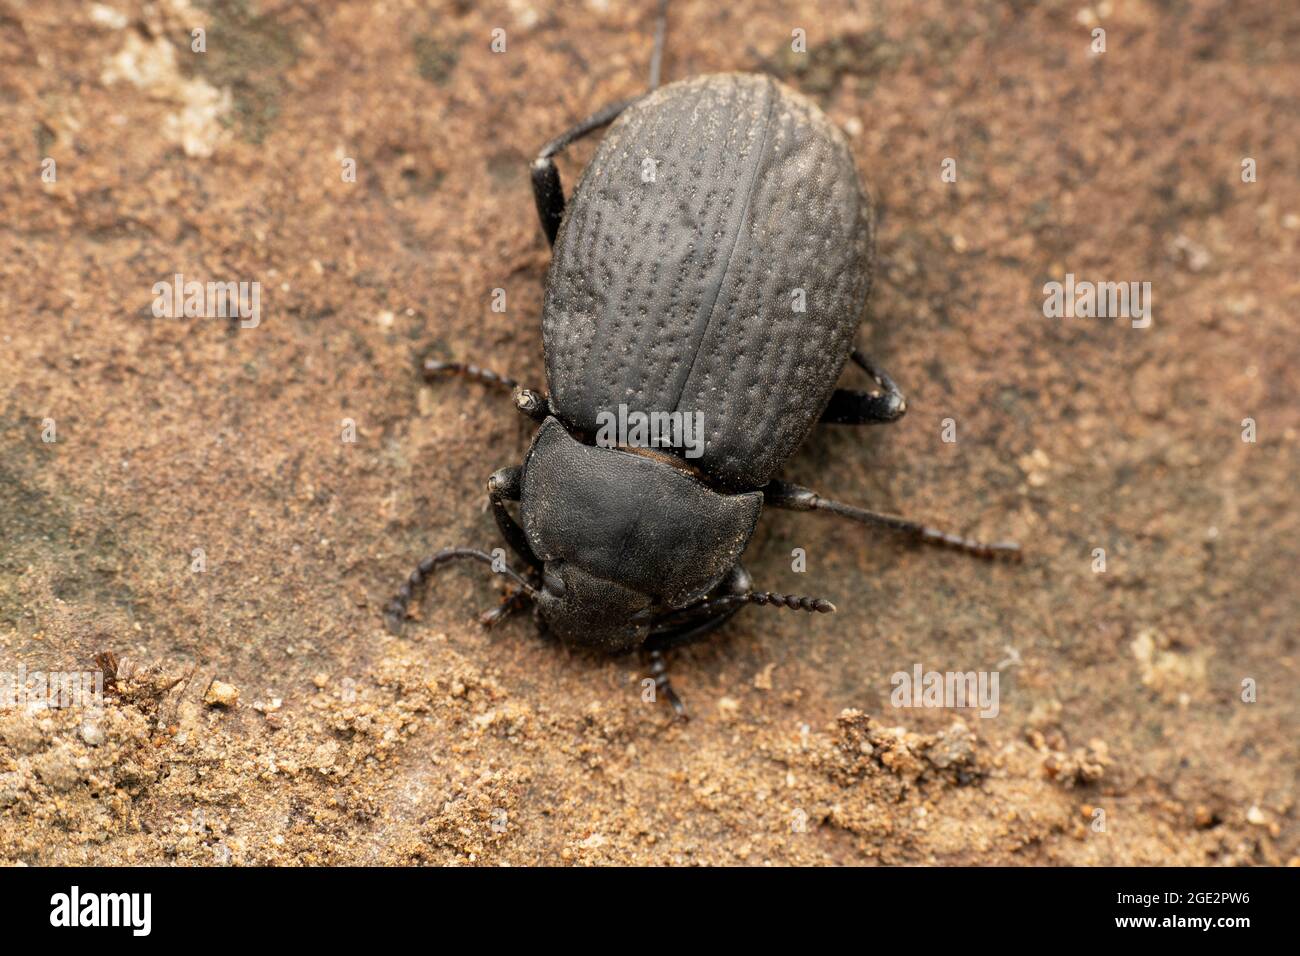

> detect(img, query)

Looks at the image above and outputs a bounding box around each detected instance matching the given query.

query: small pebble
[204,680,240,708]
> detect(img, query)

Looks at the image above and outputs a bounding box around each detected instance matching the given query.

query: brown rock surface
[0,0,1295,865]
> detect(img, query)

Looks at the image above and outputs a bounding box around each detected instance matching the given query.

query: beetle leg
[648,0,669,89]
[529,157,565,248]
[478,585,533,629]
[764,480,1023,562]
[529,0,668,243]
[466,468,543,629]
[820,350,907,424]
[848,349,904,393]
[647,648,687,718]
[821,388,905,424]
[383,548,539,634]
[422,359,551,423]
[530,96,639,246]
[488,467,543,571]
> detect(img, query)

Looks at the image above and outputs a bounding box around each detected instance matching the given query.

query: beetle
[385,2,1020,715]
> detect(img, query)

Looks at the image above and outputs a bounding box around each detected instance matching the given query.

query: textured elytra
[542,72,876,490]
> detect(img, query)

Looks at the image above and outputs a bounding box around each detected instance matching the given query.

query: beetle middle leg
[471,466,545,628]
[820,349,907,425]
[422,358,551,423]
[764,480,1022,561]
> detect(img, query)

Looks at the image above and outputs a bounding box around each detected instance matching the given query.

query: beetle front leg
[383,548,539,634]
[764,480,1022,561]
[478,585,533,629]
[488,467,543,571]
[647,648,687,718]
[468,467,545,629]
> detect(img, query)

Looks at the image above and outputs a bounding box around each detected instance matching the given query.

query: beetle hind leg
[530,97,638,246]
[530,2,669,244]
[764,480,1022,562]
[820,349,907,425]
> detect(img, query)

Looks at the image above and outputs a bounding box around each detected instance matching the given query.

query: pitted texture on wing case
[542,73,875,490]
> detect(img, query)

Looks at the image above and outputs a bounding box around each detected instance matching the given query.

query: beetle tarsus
[918,528,1023,562]
[662,683,687,718]
[649,649,688,720]
[648,0,669,90]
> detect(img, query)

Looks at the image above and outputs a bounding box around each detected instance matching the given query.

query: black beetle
[386,3,1020,714]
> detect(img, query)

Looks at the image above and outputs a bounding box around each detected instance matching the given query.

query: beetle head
[520,418,763,652]
[535,559,652,652]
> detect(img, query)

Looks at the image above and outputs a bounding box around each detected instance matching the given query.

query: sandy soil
[0,0,1296,865]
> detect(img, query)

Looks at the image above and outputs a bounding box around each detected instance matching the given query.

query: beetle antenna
[649,0,669,90]
[742,591,835,613]
[652,590,834,632]
[384,547,538,634]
